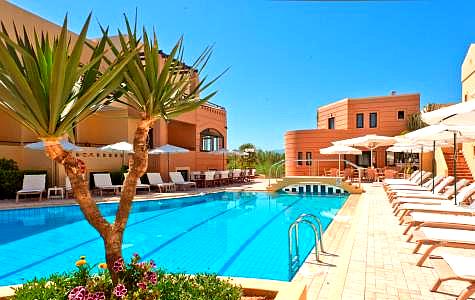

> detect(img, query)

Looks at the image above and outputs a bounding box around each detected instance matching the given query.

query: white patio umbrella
[320,145,362,175]
[25,139,82,186]
[148,144,189,175]
[334,134,395,168]
[100,141,134,166]
[421,100,475,126]
[403,124,475,203]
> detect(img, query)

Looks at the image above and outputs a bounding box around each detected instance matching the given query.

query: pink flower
[113,284,127,298]
[146,271,157,285]
[137,281,147,290]
[68,286,87,300]
[92,292,105,300]
[112,257,125,273]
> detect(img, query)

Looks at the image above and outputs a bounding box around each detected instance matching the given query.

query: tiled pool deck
[295,183,474,300]
[1,180,473,299]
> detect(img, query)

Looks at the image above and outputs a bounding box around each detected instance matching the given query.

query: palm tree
[0,15,136,278]
[100,16,224,278]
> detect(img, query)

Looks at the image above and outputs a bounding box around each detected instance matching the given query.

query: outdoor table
[48,186,64,200]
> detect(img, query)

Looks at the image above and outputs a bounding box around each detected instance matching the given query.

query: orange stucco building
[0,1,227,184]
[285,93,420,176]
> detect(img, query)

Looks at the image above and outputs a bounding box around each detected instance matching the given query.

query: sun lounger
[65,176,73,198]
[384,171,431,187]
[383,170,421,185]
[391,180,468,212]
[389,177,460,202]
[169,172,196,190]
[387,175,445,193]
[146,173,175,192]
[412,227,475,266]
[403,212,475,239]
[93,173,122,196]
[396,182,475,223]
[124,173,150,193]
[430,253,475,300]
[16,174,46,203]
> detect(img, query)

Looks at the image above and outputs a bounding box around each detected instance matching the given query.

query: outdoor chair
[383,170,421,186]
[16,174,46,203]
[204,171,216,187]
[388,176,456,203]
[169,172,196,190]
[411,227,475,267]
[430,253,475,300]
[403,212,475,240]
[232,169,243,183]
[65,176,73,198]
[146,173,175,192]
[124,173,151,193]
[93,173,122,197]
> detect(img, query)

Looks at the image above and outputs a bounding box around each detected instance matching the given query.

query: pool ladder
[288,213,324,279]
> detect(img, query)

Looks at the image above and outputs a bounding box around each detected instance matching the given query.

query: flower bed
[12,254,242,300]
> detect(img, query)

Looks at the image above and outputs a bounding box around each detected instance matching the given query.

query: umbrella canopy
[25,140,81,151]
[320,145,362,155]
[403,124,475,143]
[100,141,134,153]
[386,144,432,153]
[334,134,395,168]
[148,144,189,154]
[421,101,475,126]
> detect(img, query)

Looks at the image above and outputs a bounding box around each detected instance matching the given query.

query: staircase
[442,148,473,180]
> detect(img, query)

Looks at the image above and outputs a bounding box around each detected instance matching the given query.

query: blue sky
[10,0,475,150]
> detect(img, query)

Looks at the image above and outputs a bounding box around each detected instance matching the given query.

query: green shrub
[13,254,242,300]
[0,158,19,170]
[0,158,48,199]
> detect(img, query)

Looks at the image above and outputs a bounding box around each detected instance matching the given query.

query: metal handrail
[288,213,325,279]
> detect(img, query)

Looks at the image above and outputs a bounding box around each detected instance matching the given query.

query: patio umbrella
[100,141,134,166]
[421,100,475,126]
[320,145,362,175]
[334,134,395,168]
[25,139,82,186]
[148,144,189,176]
[403,124,475,203]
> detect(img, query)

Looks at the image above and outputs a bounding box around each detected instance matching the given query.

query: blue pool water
[0,192,347,285]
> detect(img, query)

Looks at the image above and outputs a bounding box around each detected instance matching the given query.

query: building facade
[285,93,420,176]
[0,1,227,184]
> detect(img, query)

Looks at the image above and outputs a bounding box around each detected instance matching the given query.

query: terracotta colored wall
[286,94,420,175]
[317,99,348,129]
[167,121,196,151]
[461,44,475,102]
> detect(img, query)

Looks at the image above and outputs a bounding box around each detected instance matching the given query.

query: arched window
[200,128,223,152]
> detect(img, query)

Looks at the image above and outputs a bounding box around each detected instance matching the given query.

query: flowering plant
[14,254,242,300]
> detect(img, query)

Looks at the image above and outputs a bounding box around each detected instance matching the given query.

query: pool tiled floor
[295,183,474,300]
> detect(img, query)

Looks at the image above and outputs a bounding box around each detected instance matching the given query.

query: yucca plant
[0,15,136,279]
[99,16,225,280]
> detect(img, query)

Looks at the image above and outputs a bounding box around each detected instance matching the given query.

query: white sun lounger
[403,212,475,238]
[412,227,475,266]
[388,175,445,193]
[147,173,175,192]
[123,173,150,193]
[383,170,421,185]
[169,172,196,190]
[93,173,122,196]
[16,174,46,203]
[430,253,475,300]
[389,177,460,202]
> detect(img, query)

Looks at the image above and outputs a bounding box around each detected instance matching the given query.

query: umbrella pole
[338,154,341,177]
[454,132,457,205]
[168,153,170,180]
[370,148,373,168]
[420,145,423,187]
[432,140,435,193]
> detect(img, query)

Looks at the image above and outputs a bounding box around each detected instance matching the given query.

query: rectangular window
[356,113,364,128]
[397,110,405,120]
[328,117,335,129]
[369,112,377,128]
[306,152,312,165]
[297,152,303,165]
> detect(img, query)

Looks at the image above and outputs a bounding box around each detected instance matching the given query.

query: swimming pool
[0,192,347,285]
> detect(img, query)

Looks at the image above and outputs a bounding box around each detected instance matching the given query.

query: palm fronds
[0,15,136,139]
